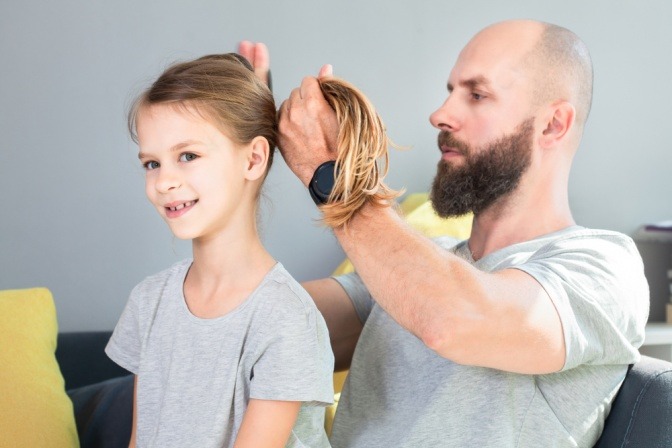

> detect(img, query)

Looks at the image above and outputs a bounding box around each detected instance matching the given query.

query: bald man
[254,20,648,447]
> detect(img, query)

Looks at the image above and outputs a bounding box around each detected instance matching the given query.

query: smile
[164,200,198,218]
[168,200,197,211]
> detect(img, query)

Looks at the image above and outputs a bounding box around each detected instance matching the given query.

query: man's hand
[237,41,270,87]
[278,67,339,186]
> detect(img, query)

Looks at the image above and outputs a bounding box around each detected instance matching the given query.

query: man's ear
[539,101,575,149]
[244,136,270,181]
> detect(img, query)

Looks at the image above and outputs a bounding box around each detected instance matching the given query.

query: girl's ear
[244,136,270,181]
[539,100,576,149]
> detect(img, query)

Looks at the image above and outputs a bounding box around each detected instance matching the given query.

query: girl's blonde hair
[318,78,402,228]
[128,53,277,180]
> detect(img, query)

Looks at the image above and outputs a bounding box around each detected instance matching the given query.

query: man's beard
[430,117,535,218]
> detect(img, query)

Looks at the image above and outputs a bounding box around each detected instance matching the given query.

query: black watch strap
[309,161,337,205]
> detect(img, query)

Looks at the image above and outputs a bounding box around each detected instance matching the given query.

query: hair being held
[317,78,402,228]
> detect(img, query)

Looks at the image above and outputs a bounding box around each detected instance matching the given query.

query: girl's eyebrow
[138,140,204,159]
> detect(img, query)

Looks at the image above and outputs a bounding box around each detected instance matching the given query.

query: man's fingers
[237,41,270,87]
[253,43,270,72]
[318,64,333,78]
[237,41,254,62]
[278,99,290,121]
[299,76,324,100]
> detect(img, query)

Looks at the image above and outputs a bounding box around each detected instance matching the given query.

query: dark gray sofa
[56,331,133,448]
[56,331,672,448]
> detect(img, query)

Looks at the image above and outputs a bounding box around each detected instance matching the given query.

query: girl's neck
[183,220,276,319]
[190,223,275,285]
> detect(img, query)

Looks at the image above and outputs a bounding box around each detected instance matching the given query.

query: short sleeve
[332,271,375,324]
[515,232,649,371]
[105,284,143,374]
[250,286,334,406]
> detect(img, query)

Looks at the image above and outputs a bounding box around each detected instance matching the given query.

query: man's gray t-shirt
[106,260,334,448]
[331,226,649,448]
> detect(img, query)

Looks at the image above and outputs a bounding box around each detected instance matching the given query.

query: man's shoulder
[432,235,465,251]
[533,226,638,257]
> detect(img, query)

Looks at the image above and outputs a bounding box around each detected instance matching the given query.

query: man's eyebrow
[447,75,491,93]
[137,140,202,159]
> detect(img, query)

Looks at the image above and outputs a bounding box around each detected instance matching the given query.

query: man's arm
[303,278,363,372]
[333,203,565,374]
[278,76,565,375]
[233,399,301,448]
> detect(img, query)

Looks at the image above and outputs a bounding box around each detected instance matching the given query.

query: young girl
[105,53,334,448]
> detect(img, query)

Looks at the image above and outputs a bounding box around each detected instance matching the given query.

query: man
[244,19,649,447]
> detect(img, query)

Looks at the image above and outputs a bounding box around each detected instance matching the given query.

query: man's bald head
[466,20,593,132]
[524,22,594,130]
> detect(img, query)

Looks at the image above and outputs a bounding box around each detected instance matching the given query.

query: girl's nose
[155,167,181,193]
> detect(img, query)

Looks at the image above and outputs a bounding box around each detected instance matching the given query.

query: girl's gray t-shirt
[331,226,649,448]
[106,260,334,448]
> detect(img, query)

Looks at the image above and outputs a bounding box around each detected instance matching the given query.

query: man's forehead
[447,34,532,91]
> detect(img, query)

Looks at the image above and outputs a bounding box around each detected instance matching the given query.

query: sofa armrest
[56,331,130,390]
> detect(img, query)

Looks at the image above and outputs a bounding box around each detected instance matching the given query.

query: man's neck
[467,192,575,260]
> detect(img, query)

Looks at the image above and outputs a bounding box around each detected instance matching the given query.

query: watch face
[315,164,336,194]
[310,161,337,205]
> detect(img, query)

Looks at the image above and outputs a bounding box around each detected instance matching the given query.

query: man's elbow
[419,318,471,364]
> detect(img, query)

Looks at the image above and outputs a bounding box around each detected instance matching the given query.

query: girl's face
[136,104,256,242]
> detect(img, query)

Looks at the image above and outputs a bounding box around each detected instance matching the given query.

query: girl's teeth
[170,201,194,211]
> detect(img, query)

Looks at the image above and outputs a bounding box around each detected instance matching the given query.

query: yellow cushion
[325,194,472,434]
[0,288,79,448]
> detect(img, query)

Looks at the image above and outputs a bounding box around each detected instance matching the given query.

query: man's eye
[472,92,484,100]
[143,161,160,170]
[179,153,198,162]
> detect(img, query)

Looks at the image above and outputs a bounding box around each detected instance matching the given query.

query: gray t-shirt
[330,226,649,448]
[106,260,334,448]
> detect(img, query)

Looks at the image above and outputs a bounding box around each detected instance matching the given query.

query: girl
[106,53,334,448]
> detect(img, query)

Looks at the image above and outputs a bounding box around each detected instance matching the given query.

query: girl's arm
[128,375,138,448]
[234,399,301,448]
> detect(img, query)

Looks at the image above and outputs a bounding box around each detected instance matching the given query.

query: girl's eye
[179,153,198,162]
[143,161,160,170]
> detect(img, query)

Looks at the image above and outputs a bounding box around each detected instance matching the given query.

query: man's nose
[430,96,461,132]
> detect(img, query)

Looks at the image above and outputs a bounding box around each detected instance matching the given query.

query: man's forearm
[332,203,478,352]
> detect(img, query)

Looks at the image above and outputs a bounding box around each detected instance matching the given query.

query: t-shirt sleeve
[332,271,375,324]
[515,232,649,371]
[105,283,144,374]
[249,284,334,406]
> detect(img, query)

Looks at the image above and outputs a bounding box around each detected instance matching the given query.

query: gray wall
[1,0,671,331]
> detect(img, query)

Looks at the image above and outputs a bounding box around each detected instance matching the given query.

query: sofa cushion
[0,287,79,447]
[68,375,134,448]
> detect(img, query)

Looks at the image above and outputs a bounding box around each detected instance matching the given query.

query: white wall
[1,0,671,331]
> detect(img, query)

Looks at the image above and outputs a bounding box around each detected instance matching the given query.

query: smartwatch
[308,161,337,205]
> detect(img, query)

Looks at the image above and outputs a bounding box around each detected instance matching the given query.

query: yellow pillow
[0,288,79,448]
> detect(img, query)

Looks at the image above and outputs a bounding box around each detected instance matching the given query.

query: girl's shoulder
[252,263,321,320]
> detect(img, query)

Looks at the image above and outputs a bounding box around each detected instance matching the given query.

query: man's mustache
[437,131,469,155]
